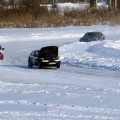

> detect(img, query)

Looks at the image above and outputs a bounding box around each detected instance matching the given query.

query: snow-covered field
[0,25,120,120]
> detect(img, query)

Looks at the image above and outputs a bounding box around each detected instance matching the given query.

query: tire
[28,61,33,68]
[56,63,60,68]
[38,62,42,69]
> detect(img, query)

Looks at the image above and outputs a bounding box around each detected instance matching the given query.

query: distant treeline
[0,0,120,27]
[0,0,44,9]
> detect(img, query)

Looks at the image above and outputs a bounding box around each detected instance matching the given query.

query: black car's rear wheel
[38,62,42,69]
[28,61,33,68]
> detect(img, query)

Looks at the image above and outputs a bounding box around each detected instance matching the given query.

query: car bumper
[42,59,61,66]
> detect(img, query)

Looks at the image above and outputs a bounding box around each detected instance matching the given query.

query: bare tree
[108,0,120,10]
[90,0,97,8]
[52,0,56,8]
[118,0,120,9]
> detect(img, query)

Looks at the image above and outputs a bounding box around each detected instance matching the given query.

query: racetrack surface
[0,26,120,120]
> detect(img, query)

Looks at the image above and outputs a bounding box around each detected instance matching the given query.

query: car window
[84,32,103,38]
[89,33,95,37]
[84,33,95,37]
[84,33,88,37]
[96,33,103,38]
[96,33,101,37]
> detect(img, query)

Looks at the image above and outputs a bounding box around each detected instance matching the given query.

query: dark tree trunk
[52,0,56,8]
[90,0,97,8]
[117,0,120,9]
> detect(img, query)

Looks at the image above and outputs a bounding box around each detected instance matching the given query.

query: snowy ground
[0,25,120,120]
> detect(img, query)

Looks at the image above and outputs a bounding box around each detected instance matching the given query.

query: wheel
[38,62,42,69]
[28,61,33,68]
[56,63,60,68]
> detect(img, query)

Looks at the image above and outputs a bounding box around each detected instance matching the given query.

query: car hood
[39,46,58,58]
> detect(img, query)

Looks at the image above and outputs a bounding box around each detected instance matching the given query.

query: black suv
[28,46,61,69]
[79,32,105,42]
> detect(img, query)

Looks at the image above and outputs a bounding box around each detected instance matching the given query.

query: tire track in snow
[0,81,120,119]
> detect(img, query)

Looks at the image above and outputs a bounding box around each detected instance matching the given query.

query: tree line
[0,0,44,9]
[0,0,120,28]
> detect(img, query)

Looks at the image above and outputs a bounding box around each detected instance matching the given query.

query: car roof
[31,50,39,53]
[85,32,103,34]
